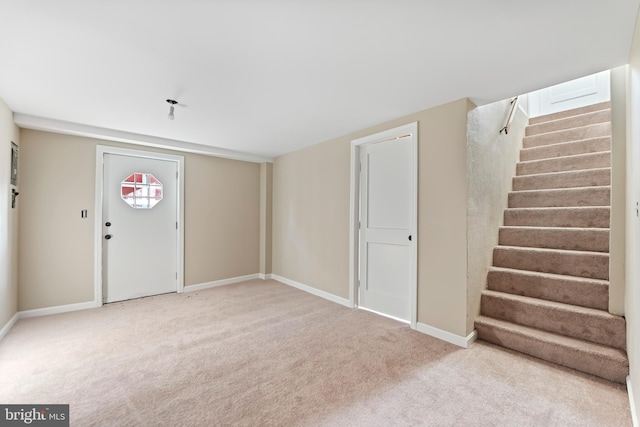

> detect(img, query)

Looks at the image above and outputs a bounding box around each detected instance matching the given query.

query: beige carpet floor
[0,279,632,426]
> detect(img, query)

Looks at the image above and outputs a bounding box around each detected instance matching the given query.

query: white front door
[529,70,610,117]
[358,132,415,322]
[102,153,178,303]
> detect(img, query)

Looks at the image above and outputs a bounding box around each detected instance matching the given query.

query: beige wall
[259,163,273,276]
[273,137,351,298]
[626,8,640,418]
[417,100,470,336]
[466,98,527,333]
[18,130,260,311]
[0,98,20,329]
[18,131,95,309]
[273,99,472,337]
[183,152,260,285]
[610,65,627,316]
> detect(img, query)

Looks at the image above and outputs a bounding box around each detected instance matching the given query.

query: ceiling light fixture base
[166,99,178,120]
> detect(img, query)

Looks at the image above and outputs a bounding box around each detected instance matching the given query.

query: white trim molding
[14,113,272,164]
[271,275,351,308]
[0,313,19,342]
[416,322,478,348]
[259,273,273,280]
[349,122,419,328]
[183,274,261,293]
[94,146,185,306]
[19,301,98,319]
[629,376,639,427]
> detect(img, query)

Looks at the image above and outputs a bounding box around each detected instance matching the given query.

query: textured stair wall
[466,98,529,334]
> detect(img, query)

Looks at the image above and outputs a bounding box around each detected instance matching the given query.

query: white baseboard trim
[184,274,261,293]
[8,274,265,327]
[628,376,639,427]
[271,274,351,308]
[19,301,97,319]
[0,312,19,342]
[416,322,478,348]
[259,273,273,280]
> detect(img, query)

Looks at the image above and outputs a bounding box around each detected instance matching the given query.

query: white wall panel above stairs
[529,71,611,118]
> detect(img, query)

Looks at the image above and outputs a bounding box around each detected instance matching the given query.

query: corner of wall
[260,162,273,275]
[626,6,640,422]
[610,65,628,316]
[466,98,477,113]
[0,97,20,331]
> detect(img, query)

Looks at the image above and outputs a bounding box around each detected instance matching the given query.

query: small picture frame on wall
[10,142,18,186]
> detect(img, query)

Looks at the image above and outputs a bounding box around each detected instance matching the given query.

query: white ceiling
[1,1,638,161]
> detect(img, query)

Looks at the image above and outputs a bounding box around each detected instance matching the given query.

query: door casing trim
[94,145,185,306]
[349,122,418,329]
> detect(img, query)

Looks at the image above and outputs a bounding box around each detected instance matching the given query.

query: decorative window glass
[121,173,163,209]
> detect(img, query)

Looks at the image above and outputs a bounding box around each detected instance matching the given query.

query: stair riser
[475,321,627,383]
[508,187,610,208]
[513,169,610,191]
[529,102,611,125]
[523,123,610,149]
[493,247,609,279]
[517,152,610,175]
[487,269,608,310]
[479,103,625,384]
[526,110,611,136]
[480,293,626,349]
[520,137,610,162]
[504,208,610,228]
[498,228,609,252]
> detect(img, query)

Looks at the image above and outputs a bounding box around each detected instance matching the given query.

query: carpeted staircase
[475,101,629,383]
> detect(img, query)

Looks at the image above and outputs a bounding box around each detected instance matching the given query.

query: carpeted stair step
[508,186,610,208]
[480,290,625,349]
[475,316,628,383]
[477,101,626,383]
[520,137,610,162]
[487,267,608,310]
[513,168,610,191]
[529,101,611,125]
[498,226,609,252]
[517,151,610,175]
[493,246,608,280]
[526,109,611,136]
[504,207,610,228]
[523,122,610,149]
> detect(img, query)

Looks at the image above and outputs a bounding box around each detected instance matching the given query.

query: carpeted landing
[0,280,631,426]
